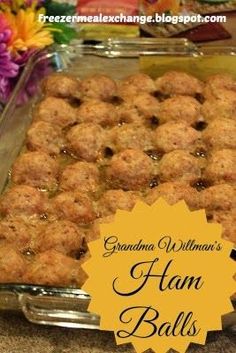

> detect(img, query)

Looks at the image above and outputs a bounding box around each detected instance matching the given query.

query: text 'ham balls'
[66,123,106,162]
[12,151,59,190]
[41,73,81,99]
[34,97,77,128]
[155,71,203,97]
[79,74,117,101]
[106,149,154,190]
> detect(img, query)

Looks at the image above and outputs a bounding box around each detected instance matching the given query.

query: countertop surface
[0,312,235,353]
[0,11,236,353]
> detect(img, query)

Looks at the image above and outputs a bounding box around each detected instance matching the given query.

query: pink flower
[0,14,19,76]
[0,14,19,102]
[0,76,11,102]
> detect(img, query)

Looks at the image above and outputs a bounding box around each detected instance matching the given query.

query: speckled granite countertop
[0,313,235,353]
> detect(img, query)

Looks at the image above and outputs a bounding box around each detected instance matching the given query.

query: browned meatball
[23,250,86,286]
[202,90,236,121]
[0,245,27,283]
[109,124,154,152]
[154,121,201,153]
[26,121,64,156]
[210,209,236,243]
[32,220,84,257]
[12,152,59,190]
[116,103,143,124]
[34,97,77,128]
[158,96,202,126]
[123,73,156,92]
[200,184,236,212]
[203,149,236,184]
[145,182,200,210]
[155,71,203,97]
[78,250,91,264]
[129,93,160,120]
[77,252,89,285]
[52,191,96,225]
[97,190,139,217]
[118,73,156,100]
[0,185,47,217]
[85,214,118,242]
[203,74,236,100]
[202,118,236,150]
[41,73,81,99]
[59,162,100,194]
[106,149,154,190]
[66,123,106,162]
[80,74,117,101]
[77,100,118,127]
[84,222,101,244]
[158,150,201,183]
[117,85,143,101]
[0,217,33,252]
[83,228,98,247]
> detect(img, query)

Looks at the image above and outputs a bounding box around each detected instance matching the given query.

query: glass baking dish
[0,38,235,330]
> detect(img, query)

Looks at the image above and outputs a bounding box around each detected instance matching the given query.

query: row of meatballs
[0,180,235,285]
[0,180,235,240]
[0,70,235,287]
[39,70,236,128]
[27,72,236,159]
[0,174,235,286]
[27,117,236,161]
[10,147,236,193]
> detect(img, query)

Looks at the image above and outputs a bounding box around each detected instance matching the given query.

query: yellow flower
[9,0,24,12]
[0,0,38,12]
[4,8,54,52]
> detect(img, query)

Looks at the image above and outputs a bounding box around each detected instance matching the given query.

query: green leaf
[44,0,76,16]
[51,22,77,44]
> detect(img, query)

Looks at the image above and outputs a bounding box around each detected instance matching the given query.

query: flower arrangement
[141,0,181,16]
[0,0,77,105]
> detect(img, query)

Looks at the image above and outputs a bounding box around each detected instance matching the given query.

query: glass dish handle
[19,293,100,329]
[55,38,200,58]
[19,292,235,331]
